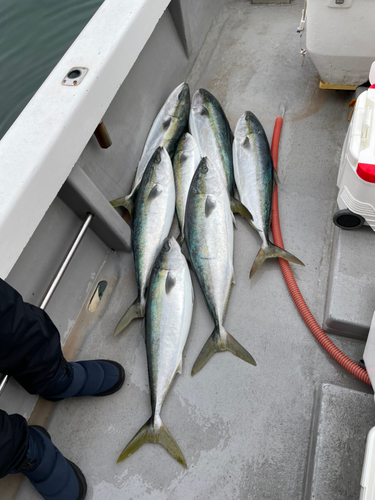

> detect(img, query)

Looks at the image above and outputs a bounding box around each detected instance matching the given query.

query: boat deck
[14,2,374,498]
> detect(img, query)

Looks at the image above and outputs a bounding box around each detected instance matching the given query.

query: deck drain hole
[88,281,108,312]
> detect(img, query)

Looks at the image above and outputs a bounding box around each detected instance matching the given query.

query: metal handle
[0,213,93,396]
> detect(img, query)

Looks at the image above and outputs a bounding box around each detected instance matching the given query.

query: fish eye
[201,162,208,173]
[163,240,171,251]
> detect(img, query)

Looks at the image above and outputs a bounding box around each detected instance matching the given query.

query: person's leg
[0,278,125,398]
[0,410,86,500]
[0,410,28,478]
[0,278,63,395]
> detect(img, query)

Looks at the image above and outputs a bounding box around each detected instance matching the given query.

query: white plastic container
[306,0,375,87]
[334,86,375,230]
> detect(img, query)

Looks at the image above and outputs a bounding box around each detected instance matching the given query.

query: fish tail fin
[157,420,187,468]
[191,328,256,376]
[110,192,135,215]
[191,332,217,375]
[113,297,145,336]
[249,242,304,279]
[117,417,187,468]
[225,331,257,366]
[110,196,126,208]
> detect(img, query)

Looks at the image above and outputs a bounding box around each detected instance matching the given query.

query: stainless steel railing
[0,213,93,396]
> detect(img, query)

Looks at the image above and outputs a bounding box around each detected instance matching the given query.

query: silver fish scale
[173,132,200,242]
[185,161,234,333]
[233,114,273,245]
[131,83,190,193]
[131,149,175,302]
[190,89,234,198]
[145,239,193,416]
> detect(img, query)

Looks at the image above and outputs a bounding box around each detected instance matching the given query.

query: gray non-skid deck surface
[304,384,375,500]
[17,2,374,499]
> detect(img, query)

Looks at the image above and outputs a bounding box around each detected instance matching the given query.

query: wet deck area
[15,2,375,498]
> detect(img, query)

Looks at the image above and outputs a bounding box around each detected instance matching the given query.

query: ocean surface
[0,0,104,140]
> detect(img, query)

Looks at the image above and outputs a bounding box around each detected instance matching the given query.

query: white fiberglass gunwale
[0,0,170,279]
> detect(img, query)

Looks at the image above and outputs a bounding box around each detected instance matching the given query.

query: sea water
[0,0,104,140]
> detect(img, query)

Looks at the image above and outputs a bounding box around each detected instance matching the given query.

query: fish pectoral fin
[113,298,145,336]
[249,242,304,279]
[165,272,177,294]
[162,116,172,129]
[179,152,189,163]
[241,136,250,147]
[205,195,217,217]
[148,184,163,201]
[117,417,187,468]
[197,105,209,116]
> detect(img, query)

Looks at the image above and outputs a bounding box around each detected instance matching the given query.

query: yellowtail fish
[111,83,190,214]
[117,237,193,467]
[184,156,257,375]
[113,147,175,336]
[233,111,304,278]
[172,132,200,245]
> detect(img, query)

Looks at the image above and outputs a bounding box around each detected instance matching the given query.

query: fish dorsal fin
[197,105,209,116]
[163,116,172,129]
[148,184,163,201]
[165,272,177,294]
[205,195,217,217]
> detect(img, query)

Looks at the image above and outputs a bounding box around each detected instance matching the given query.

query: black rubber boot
[41,359,125,401]
[12,426,87,500]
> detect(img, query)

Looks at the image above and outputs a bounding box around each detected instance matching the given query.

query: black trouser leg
[0,410,28,478]
[0,279,64,479]
[0,278,63,394]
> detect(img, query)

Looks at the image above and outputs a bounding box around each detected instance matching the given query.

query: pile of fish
[110,82,304,468]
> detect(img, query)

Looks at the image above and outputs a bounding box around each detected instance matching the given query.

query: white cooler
[306,0,375,87]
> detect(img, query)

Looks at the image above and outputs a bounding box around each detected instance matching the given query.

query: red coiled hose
[270,116,371,386]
